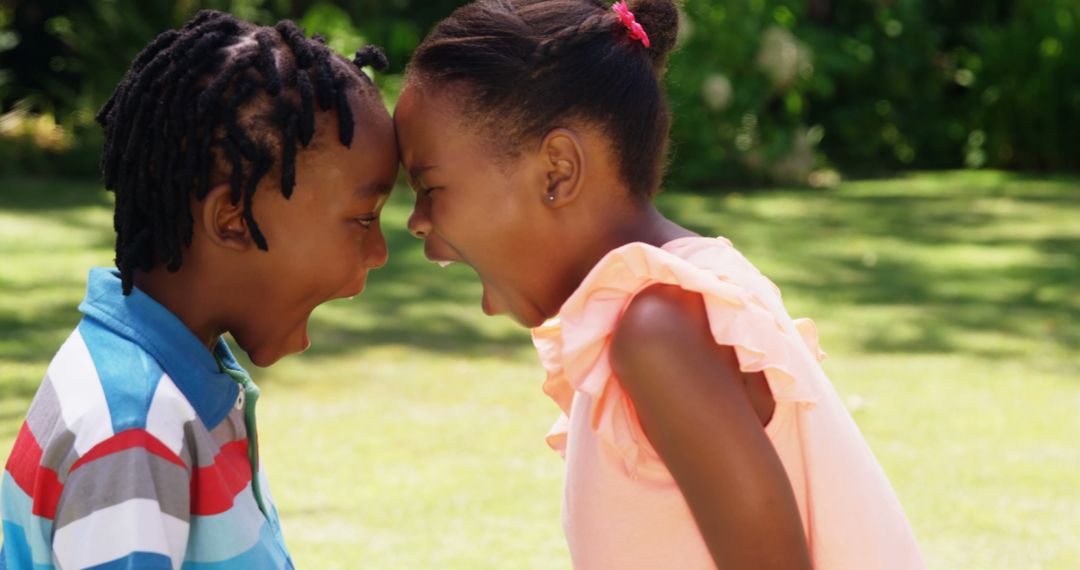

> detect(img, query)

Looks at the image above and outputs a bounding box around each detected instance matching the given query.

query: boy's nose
[365,227,389,269]
[407,199,432,239]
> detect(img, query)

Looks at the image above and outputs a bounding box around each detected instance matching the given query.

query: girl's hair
[408,0,679,198]
[97,10,389,294]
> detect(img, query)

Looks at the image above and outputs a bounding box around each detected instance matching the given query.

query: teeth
[436,260,453,268]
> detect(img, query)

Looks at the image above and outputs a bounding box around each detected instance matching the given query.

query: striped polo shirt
[1,268,294,569]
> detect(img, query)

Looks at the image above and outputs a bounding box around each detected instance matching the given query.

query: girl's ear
[196,184,253,251]
[537,127,586,207]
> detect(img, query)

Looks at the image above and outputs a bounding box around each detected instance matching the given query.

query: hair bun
[626,0,679,67]
[354,45,389,72]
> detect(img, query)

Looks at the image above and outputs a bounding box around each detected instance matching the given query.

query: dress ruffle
[532,238,827,476]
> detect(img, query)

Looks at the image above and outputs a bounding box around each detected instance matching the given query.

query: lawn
[1,171,1077,568]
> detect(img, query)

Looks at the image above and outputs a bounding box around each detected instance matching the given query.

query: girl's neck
[560,199,698,303]
[609,200,698,249]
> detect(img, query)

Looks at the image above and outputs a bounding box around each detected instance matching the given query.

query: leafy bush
[0,0,1076,184]
[666,0,1080,186]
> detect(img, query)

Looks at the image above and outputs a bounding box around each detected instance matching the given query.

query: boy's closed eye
[354,214,379,229]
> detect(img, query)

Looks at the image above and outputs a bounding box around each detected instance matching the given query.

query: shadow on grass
[0,177,112,211]
[2,171,1078,405]
[1,185,533,400]
[295,221,533,361]
[662,171,1079,359]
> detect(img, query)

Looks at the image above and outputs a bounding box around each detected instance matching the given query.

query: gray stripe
[175,417,209,471]
[208,408,246,448]
[26,375,83,483]
[25,373,63,441]
[53,446,191,529]
[179,410,244,470]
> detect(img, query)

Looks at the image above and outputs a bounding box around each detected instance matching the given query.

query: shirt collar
[78,267,243,429]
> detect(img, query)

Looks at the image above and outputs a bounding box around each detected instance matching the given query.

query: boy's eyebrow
[407,165,436,181]
[357,182,393,198]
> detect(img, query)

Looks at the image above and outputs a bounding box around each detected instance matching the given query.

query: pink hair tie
[612,1,651,48]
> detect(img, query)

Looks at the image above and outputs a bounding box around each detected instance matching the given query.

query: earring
[547,194,556,202]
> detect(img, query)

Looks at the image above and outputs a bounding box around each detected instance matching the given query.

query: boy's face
[231,94,398,366]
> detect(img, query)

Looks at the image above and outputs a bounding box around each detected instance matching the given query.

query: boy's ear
[537,127,585,207]
[197,184,252,251]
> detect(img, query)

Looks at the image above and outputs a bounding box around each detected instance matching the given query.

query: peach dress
[532,237,924,569]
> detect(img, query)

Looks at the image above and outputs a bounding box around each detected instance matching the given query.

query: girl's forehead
[395,88,458,157]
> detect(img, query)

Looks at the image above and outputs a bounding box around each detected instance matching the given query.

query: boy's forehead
[358,181,394,200]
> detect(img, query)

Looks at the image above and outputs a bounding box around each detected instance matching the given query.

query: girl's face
[394,84,570,328]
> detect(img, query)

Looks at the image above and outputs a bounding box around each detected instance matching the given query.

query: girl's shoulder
[547,236,822,402]
[560,236,782,323]
[536,236,825,476]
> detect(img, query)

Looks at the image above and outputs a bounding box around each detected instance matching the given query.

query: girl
[395,0,924,568]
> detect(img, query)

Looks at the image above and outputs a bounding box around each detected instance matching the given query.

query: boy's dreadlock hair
[97,10,390,294]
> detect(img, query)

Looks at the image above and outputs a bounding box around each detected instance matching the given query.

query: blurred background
[1,0,1078,183]
[1,1,1078,568]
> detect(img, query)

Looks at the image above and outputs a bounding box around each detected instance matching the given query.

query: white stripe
[52,498,188,570]
[46,329,114,455]
[145,374,198,456]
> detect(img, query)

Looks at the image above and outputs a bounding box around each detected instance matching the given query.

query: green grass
[1,171,1077,568]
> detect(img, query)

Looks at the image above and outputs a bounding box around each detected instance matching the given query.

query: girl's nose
[407,197,432,239]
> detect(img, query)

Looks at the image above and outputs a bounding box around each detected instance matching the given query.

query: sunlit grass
[1,171,1077,568]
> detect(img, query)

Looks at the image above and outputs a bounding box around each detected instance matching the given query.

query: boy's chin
[241,325,311,368]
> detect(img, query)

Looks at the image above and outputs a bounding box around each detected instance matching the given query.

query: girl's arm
[610,284,812,570]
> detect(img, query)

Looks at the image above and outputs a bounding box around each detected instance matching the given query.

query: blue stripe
[1,522,31,570]
[2,472,54,568]
[86,552,173,570]
[78,268,241,430]
[0,523,52,570]
[184,483,265,562]
[181,523,292,570]
[77,318,164,433]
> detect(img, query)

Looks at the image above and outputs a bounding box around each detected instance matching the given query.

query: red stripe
[5,423,42,496]
[190,439,252,516]
[69,429,186,473]
[5,422,65,519]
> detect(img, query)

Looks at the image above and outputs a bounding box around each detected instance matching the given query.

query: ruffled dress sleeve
[532,238,827,476]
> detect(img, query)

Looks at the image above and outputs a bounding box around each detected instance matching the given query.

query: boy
[1,11,396,569]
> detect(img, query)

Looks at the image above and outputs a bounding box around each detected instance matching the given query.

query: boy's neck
[133,268,224,352]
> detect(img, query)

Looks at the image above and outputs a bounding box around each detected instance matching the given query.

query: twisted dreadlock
[97,10,390,294]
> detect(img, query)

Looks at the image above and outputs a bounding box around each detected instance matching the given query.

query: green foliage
[0,0,1076,183]
[968,0,1080,170]
[665,0,1080,186]
[0,0,467,177]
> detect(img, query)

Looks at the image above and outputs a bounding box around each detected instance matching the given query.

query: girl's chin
[483,287,547,328]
